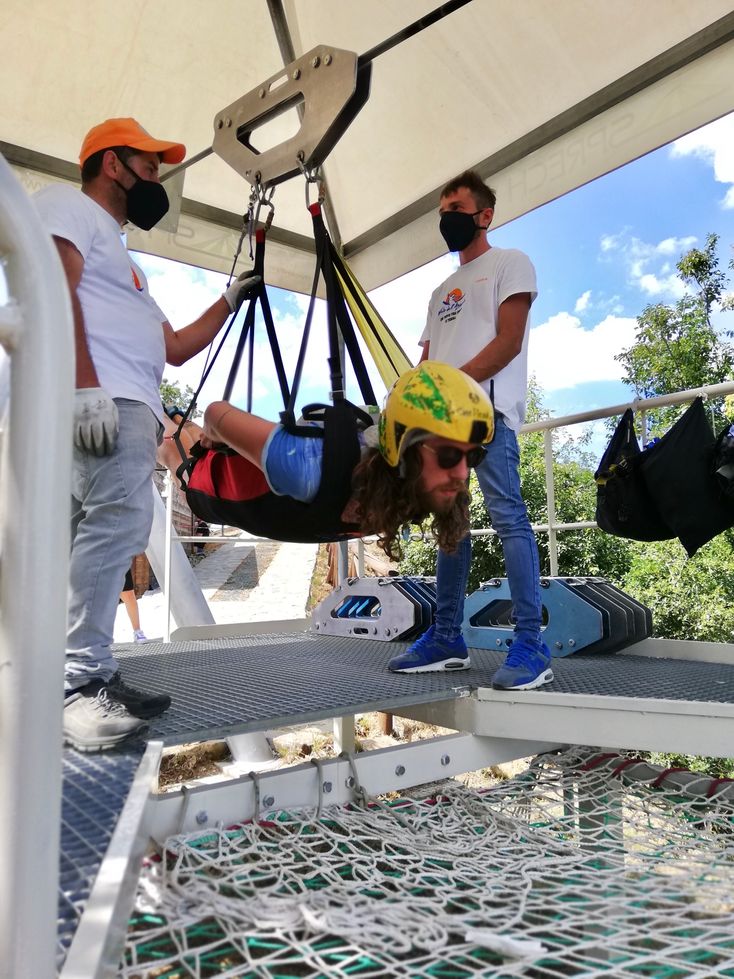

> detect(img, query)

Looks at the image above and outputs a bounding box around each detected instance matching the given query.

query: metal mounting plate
[212,44,363,187]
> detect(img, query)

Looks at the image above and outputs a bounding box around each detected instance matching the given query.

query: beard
[419,480,468,515]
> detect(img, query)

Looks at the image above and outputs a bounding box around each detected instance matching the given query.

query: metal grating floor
[57,630,734,971]
[58,746,143,968]
[112,631,734,745]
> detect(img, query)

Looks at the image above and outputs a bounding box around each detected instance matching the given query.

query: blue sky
[138,111,734,444]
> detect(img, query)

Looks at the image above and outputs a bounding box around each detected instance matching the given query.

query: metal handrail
[0,155,74,979]
[520,380,734,574]
[160,379,734,597]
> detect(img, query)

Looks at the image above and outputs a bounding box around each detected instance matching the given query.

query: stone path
[113,536,319,642]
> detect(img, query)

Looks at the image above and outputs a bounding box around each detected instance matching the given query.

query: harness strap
[308,203,377,408]
[223,229,291,410]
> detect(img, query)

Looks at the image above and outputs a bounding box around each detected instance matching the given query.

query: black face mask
[439,210,487,252]
[117,159,169,231]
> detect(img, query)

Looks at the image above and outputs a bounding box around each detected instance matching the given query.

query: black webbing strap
[222,229,291,409]
[173,201,378,487]
[308,203,377,408]
[282,242,323,425]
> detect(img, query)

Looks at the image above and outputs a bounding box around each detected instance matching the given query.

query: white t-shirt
[420,247,537,431]
[33,184,167,421]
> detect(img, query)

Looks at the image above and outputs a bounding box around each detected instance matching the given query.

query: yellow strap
[335,258,412,388]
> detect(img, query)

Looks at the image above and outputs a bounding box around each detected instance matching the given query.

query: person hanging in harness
[182,362,493,560]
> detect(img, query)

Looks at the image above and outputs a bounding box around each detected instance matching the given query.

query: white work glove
[222,270,262,313]
[73,387,119,457]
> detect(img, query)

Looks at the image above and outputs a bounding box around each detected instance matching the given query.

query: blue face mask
[439,210,486,252]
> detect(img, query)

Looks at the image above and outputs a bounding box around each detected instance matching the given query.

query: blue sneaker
[492,639,554,690]
[388,625,470,673]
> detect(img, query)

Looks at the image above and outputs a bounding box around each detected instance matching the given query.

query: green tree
[623,534,734,643]
[615,233,734,435]
[611,234,734,643]
[160,378,201,419]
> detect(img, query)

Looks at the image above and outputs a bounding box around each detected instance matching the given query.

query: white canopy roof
[3,0,733,293]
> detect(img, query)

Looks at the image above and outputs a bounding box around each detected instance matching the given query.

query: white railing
[160,381,734,621]
[0,156,74,979]
[521,380,734,575]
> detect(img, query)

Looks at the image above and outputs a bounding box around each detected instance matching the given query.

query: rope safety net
[122,746,734,977]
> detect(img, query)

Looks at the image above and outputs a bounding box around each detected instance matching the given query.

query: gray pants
[65,399,160,691]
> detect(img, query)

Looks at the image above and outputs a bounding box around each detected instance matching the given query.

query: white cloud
[574,290,591,313]
[671,112,734,209]
[529,312,637,391]
[657,236,694,256]
[597,231,696,300]
[599,233,620,253]
[637,271,686,299]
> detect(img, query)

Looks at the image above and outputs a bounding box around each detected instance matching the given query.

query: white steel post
[163,469,174,642]
[0,156,74,979]
[543,428,559,576]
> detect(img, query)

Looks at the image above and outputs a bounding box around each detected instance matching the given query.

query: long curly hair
[350,445,470,561]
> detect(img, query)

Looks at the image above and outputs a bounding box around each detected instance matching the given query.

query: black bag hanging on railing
[594,408,673,542]
[712,420,734,500]
[638,397,734,557]
[596,399,734,556]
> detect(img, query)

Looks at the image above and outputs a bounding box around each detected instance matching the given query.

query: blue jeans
[65,399,160,691]
[434,416,542,644]
[261,423,324,502]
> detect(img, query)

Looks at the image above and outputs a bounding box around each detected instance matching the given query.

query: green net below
[123,747,734,978]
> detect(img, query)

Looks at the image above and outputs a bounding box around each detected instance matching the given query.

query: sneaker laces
[503,643,539,668]
[412,626,461,651]
[108,671,147,698]
[410,627,437,651]
[93,685,131,718]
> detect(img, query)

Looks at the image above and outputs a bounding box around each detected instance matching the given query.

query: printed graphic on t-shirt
[438,287,465,324]
[131,266,144,292]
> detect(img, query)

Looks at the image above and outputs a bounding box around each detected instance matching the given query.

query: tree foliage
[160,377,201,419]
[622,534,734,643]
[615,233,734,435]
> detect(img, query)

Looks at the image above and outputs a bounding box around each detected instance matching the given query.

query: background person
[389,170,552,689]
[34,117,260,751]
[119,567,148,643]
[194,519,210,555]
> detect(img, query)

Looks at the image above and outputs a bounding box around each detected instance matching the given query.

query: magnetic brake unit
[463,576,652,657]
[311,576,437,641]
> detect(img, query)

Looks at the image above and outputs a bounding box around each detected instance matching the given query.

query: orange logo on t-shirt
[131,267,143,292]
[438,287,465,323]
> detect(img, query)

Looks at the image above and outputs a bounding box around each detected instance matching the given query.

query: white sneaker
[64,682,146,752]
[133,630,149,644]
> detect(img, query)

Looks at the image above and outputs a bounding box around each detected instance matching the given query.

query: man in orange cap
[34,118,260,751]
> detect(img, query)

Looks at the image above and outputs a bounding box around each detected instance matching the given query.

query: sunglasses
[422,443,487,470]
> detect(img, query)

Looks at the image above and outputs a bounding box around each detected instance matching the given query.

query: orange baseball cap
[79,118,186,166]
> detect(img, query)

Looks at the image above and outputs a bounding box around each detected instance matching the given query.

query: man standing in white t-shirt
[34,118,259,750]
[388,170,553,691]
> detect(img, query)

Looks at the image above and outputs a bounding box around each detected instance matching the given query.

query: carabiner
[298,154,324,209]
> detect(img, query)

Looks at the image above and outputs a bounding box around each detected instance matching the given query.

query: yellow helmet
[379,361,494,467]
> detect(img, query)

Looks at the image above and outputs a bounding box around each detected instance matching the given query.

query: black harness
[184,400,370,543]
[173,200,385,543]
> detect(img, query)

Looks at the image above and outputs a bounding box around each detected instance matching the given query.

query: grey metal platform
[113,631,734,744]
[58,748,143,968]
[58,630,734,971]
